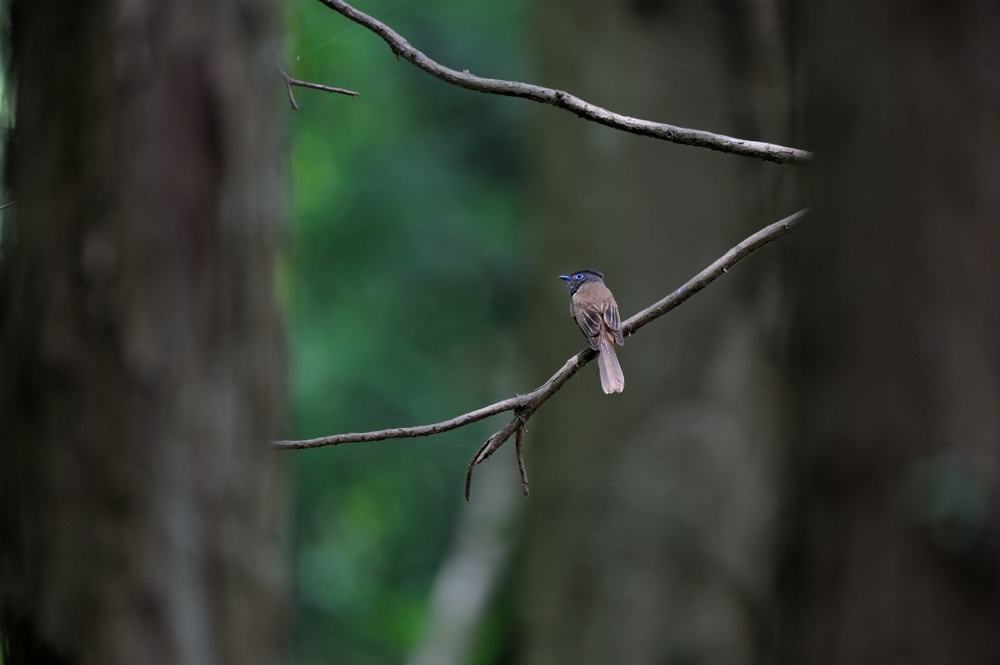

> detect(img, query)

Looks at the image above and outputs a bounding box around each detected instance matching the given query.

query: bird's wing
[572,304,604,350]
[602,301,624,345]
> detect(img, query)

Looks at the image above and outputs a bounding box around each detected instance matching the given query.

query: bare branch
[274,209,807,496]
[277,64,359,111]
[275,393,523,450]
[314,0,811,165]
[0,201,17,211]
[515,424,529,496]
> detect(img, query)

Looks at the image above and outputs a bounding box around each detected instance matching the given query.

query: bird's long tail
[597,337,624,394]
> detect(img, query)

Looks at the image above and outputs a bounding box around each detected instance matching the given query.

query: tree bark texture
[0,1,287,664]
[779,2,1000,663]
[519,1,794,663]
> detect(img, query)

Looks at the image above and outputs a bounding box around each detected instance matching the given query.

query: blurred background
[284,0,528,662]
[283,1,1000,663]
[2,1,998,664]
[285,0,795,662]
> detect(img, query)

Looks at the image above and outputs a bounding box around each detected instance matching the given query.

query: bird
[559,269,624,394]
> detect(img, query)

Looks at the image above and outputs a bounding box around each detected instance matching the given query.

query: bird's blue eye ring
[575,272,585,279]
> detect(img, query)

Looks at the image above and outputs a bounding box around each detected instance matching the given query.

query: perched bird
[559,270,624,394]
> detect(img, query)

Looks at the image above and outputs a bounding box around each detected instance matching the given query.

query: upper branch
[315,0,811,165]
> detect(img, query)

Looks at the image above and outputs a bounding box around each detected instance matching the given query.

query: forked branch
[274,209,808,498]
[313,0,811,165]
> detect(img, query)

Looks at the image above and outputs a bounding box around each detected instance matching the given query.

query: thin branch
[314,0,811,165]
[277,64,359,111]
[0,201,17,211]
[515,424,528,497]
[275,209,808,496]
[276,393,523,450]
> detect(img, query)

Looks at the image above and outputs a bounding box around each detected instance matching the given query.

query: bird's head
[558,269,604,296]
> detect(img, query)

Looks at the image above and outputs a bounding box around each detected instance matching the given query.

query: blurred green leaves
[285,0,527,662]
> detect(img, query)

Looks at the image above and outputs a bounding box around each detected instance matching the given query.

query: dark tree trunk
[519,1,793,663]
[779,2,1000,663]
[0,1,287,663]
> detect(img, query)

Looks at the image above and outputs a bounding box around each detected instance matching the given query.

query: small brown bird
[559,270,624,394]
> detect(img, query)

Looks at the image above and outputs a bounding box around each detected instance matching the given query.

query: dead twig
[515,424,528,497]
[277,64,358,111]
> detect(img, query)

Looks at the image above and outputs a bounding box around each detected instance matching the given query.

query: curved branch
[274,209,807,496]
[315,0,811,165]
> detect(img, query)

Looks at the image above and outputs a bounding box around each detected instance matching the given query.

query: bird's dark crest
[558,269,605,295]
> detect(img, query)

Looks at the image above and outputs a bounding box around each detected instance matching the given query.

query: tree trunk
[0,1,287,663]
[779,2,1000,663]
[519,1,793,663]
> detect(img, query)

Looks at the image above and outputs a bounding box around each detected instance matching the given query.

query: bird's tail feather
[597,337,624,394]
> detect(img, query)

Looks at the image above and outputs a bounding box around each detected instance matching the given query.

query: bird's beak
[558,275,571,281]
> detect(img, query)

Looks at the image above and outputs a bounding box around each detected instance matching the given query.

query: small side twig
[277,65,358,111]
[515,424,528,497]
[0,201,17,211]
[275,209,808,498]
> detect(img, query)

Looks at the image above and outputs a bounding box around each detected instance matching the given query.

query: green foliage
[285,1,527,662]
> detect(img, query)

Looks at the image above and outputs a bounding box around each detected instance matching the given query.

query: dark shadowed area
[1,1,287,663]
